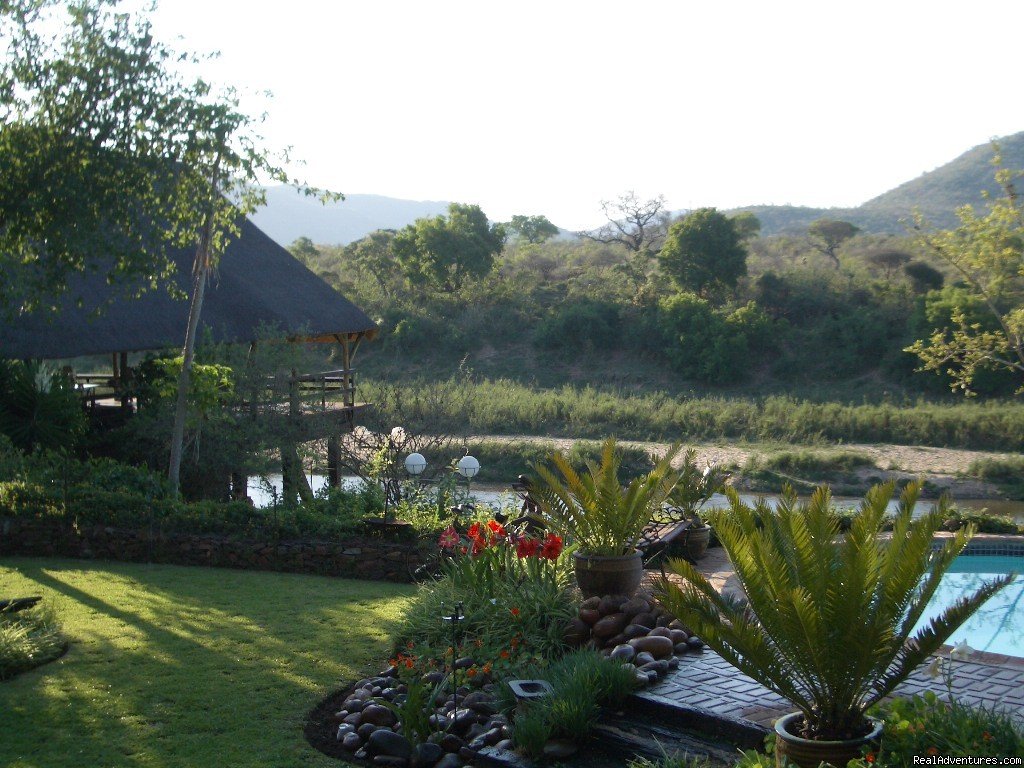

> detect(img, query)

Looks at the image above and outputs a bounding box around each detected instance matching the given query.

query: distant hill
[250,187,450,246]
[251,132,1024,245]
[730,131,1024,235]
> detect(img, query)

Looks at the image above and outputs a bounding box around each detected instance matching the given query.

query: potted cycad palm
[655,481,1010,768]
[532,438,679,598]
[666,449,728,561]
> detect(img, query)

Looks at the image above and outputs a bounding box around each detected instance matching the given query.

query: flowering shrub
[398,519,576,662]
[437,519,566,595]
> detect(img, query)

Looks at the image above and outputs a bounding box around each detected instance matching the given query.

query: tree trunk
[167,211,214,496]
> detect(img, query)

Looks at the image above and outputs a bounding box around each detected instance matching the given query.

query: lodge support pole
[327,436,341,487]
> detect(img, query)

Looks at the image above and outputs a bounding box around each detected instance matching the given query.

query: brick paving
[639,547,1024,729]
[640,646,1024,728]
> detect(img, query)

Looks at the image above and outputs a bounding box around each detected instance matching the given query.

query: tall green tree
[508,214,559,244]
[658,207,748,296]
[0,0,328,492]
[393,203,505,292]
[906,167,1024,394]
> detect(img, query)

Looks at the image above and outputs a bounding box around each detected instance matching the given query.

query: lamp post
[456,454,480,496]
[440,600,464,731]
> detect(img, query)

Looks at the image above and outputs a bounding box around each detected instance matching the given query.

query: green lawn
[0,557,414,767]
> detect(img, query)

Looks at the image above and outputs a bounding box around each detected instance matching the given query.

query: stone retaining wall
[0,517,423,582]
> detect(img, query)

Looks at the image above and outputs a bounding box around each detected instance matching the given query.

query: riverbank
[464,434,1019,500]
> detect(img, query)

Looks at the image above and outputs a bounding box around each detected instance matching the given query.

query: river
[248,474,1024,524]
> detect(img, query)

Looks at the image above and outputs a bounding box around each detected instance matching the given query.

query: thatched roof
[0,217,377,360]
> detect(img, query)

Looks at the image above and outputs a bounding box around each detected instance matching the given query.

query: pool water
[912,555,1023,657]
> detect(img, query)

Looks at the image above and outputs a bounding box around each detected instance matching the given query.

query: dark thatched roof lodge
[0,217,377,360]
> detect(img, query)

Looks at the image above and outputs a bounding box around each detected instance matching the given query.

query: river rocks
[628,635,674,659]
[563,617,591,646]
[342,732,362,750]
[609,643,636,662]
[361,703,398,727]
[438,733,464,753]
[543,738,579,759]
[631,612,657,629]
[634,651,656,666]
[578,608,601,625]
[367,728,413,759]
[621,596,649,617]
[414,742,444,766]
[434,755,463,768]
[592,612,628,639]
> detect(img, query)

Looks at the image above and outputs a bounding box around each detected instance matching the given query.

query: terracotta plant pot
[774,712,883,768]
[572,550,644,598]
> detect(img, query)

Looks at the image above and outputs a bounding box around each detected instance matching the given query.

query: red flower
[865,753,875,764]
[516,537,540,558]
[927,747,939,756]
[500,649,510,659]
[487,519,507,539]
[438,526,459,550]
[467,522,482,539]
[510,607,521,617]
[466,667,477,677]
[540,534,563,559]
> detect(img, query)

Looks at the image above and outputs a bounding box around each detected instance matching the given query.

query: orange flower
[510,607,521,617]
[500,649,510,659]
[927,747,939,756]
[865,753,875,764]
[407,640,415,649]
[510,637,519,649]
[482,662,492,674]
[388,658,397,667]
[405,657,415,669]
[983,731,992,742]
[475,638,483,648]
[466,667,477,677]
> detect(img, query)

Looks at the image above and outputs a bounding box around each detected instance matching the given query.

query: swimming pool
[912,555,1024,658]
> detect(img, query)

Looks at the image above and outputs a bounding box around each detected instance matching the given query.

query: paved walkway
[640,548,1024,728]
[641,646,1024,727]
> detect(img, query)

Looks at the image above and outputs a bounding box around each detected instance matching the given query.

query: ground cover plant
[0,557,414,767]
[0,600,65,680]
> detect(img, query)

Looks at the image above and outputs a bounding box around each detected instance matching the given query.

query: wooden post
[119,351,130,409]
[230,472,247,502]
[327,436,340,487]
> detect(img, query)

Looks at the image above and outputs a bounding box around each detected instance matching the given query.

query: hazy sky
[150,0,1023,230]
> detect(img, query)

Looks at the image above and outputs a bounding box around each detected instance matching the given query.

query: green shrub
[874,692,1024,764]
[508,650,640,757]
[759,449,875,475]
[533,299,620,351]
[965,456,1024,500]
[0,602,65,680]
[398,523,576,661]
